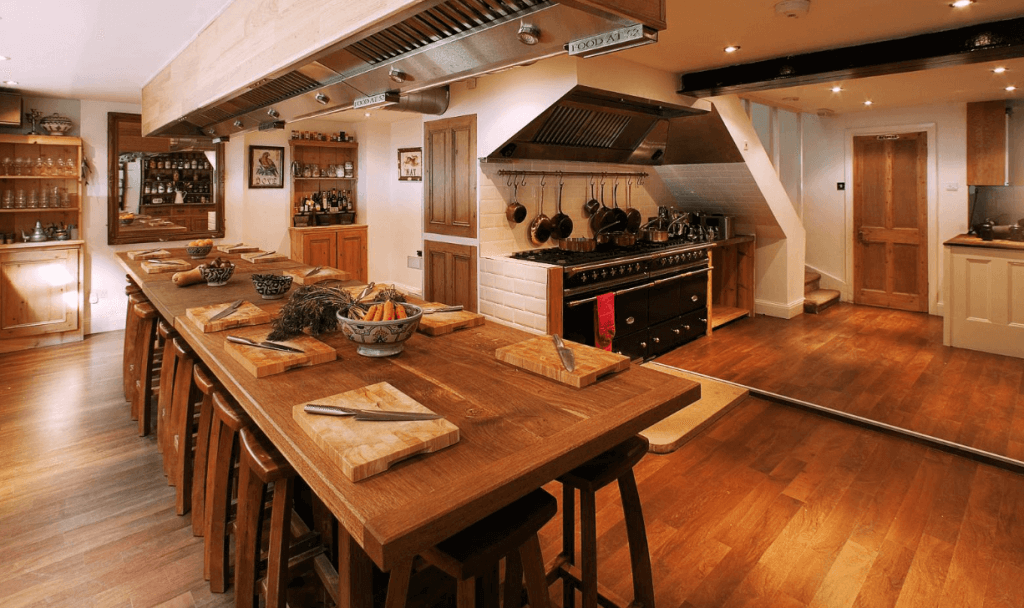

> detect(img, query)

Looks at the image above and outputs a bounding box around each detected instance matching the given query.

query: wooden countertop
[288,224,366,232]
[116,248,701,573]
[944,234,1024,251]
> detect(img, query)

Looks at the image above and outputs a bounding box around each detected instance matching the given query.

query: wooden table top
[117,248,701,571]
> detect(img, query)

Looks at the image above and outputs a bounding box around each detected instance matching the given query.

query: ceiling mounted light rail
[566,24,657,58]
[353,92,400,110]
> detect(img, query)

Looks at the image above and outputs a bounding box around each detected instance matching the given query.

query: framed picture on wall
[398,147,422,181]
[248,145,284,188]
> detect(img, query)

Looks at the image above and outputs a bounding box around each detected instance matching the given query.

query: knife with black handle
[304,403,442,421]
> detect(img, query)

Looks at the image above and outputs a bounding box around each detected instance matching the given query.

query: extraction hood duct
[484,85,745,166]
[148,0,643,139]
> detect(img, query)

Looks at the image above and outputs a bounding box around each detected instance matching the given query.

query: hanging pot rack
[496,169,648,186]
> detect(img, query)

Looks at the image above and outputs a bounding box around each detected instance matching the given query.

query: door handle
[858,230,867,243]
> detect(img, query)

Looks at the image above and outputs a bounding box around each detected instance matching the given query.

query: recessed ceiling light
[0,56,9,61]
[364,112,371,117]
[993,67,1008,73]
[949,0,973,6]
[864,100,873,106]
[724,45,741,53]
[1007,86,1018,92]
[3,80,17,85]
[782,96,800,102]
[830,86,843,93]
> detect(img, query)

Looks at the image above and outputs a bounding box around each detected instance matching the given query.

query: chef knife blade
[254,250,277,259]
[303,403,442,421]
[553,334,576,372]
[258,340,304,354]
[209,299,244,322]
[422,305,464,315]
[305,266,322,277]
[226,335,305,354]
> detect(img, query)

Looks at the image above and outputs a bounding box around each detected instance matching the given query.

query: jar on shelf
[66,157,76,177]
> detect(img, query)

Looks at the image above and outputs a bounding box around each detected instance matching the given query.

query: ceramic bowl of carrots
[335,301,422,357]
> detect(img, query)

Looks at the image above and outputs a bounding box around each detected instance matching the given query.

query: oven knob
[620,265,627,275]
[672,328,680,335]
[579,274,587,282]
[636,263,642,271]
[692,295,699,302]
[659,258,666,266]
[601,269,608,278]
[653,337,660,344]
[609,267,616,276]
[591,271,600,281]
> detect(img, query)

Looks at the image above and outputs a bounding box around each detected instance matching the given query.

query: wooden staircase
[804,269,840,314]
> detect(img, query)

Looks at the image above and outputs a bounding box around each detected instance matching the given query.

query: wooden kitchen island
[116,249,700,604]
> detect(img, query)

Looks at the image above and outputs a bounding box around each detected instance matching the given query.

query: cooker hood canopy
[483,85,745,165]
[149,1,645,139]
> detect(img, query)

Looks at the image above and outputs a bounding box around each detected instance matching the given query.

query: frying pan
[528,179,553,246]
[505,176,527,224]
[550,181,573,239]
[624,179,642,234]
[608,181,628,230]
[583,181,600,217]
[589,182,613,234]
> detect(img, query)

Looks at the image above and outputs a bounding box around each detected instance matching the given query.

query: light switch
[945,182,959,192]
[89,293,99,304]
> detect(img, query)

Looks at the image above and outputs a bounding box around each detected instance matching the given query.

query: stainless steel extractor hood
[483,85,745,165]
[148,1,648,139]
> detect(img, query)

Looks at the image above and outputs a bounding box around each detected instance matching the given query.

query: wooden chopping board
[217,243,259,253]
[223,325,336,378]
[283,267,352,285]
[494,336,630,388]
[241,251,289,264]
[127,249,171,260]
[141,259,191,274]
[292,382,459,482]
[185,301,272,333]
[417,302,485,336]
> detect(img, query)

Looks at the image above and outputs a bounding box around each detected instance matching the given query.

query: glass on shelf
[2,190,12,209]
[45,158,55,176]
[39,189,49,208]
[1,157,9,176]
[13,157,23,176]
[66,157,76,177]
[59,187,70,208]
[34,157,44,176]
[15,189,25,209]
[27,189,38,208]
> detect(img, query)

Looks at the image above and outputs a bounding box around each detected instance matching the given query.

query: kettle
[22,221,48,243]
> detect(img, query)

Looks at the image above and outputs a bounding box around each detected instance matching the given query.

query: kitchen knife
[209,299,244,321]
[227,335,305,354]
[303,403,442,421]
[254,250,277,259]
[552,334,576,372]
[305,266,323,277]
[422,305,464,315]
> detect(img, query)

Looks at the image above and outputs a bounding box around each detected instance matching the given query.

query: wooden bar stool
[122,289,146,404]
[168,336,201,516]
[205,390,253,593]
[235,427,325,608]
[551,435,655,608]
[191,364,220,537]
[155,320,178,462]
[130,301,160,437]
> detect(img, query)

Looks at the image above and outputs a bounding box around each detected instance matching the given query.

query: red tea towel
[596,292,616,351]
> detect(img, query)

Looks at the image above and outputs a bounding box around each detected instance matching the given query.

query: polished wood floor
[658,303,1024,461]
[4,330,1024,608]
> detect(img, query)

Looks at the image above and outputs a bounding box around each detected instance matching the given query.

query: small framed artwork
[398,147,422,181]
[248,145,284,188]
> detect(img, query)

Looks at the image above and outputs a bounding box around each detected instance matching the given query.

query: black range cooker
[510,239,712,361]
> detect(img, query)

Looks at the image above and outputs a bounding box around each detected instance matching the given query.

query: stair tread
[804,271,821,284]
[805,289,840,305]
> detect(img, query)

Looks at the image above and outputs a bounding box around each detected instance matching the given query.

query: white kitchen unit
[944,235,1024,359]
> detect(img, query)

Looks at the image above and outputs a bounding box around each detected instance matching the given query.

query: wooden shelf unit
[0,134,83,245]
[289,140,357,218]
[709,235,755,330]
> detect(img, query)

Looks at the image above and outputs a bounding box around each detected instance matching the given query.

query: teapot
[22,221,48,242]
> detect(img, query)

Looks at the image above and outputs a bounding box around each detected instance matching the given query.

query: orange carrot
[383,300,395,321]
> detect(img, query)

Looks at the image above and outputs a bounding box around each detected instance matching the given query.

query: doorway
[852,131,929,312]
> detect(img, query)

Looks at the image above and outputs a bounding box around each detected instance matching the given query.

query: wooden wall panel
[966,100,1007,186]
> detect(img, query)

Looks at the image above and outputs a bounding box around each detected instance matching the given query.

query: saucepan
[528,178,553,246]
[639,219,669,243]
[505,175,527,224]
[557,237,596,252]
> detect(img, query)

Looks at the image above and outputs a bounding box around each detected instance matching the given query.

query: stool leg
[618,472,655,608]
[562,485,577,608]
[265,476,295,608]
[192,392,214,536]
[580,489,598,608]
[172,357,198,515]
[132,317,156,437]
[384,560,413,608]
[235,451,265,608]
[207,419,236,592]
[203,413,223,578]
[503,551,524,608]
[520,534,551,608]
[156,336,177,460]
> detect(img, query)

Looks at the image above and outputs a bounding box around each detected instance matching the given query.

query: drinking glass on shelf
[15,189,26,209]
[65,157,77,176]
[34,157,44,176]
[45,158,55,176]
[2,190,12,209]
[13,157,23,176]
[1,157,9,176]
[60,188,71,208]
[28,189,38,208]
[39,189,49,208]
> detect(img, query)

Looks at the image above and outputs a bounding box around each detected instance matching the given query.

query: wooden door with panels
[853,132,928,312]
[0,247,80,338]
[423,241,477,312]
[424,115,476,238]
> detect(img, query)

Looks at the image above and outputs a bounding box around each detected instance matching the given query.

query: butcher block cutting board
[217,243,259,253]
[292,382,459,482]
[417,302,485,336]
[127,249,171,260]
[223,325,336,378]
[241,251,289,264]
[185,301,272,333]
[495,336,630,388]
[283,267,352,285]
[141,259,191,274]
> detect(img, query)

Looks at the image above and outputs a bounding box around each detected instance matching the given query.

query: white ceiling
[1,0,1023,115]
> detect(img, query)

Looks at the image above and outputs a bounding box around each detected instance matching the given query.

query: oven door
[562,278,652,359]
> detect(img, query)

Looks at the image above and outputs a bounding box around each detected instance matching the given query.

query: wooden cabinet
[289,225,367,282]
[944,240,1024,359]
[0,243,82,352]
[423,240,477,312]
[289,140,357,223]
[424,115,476,238]
[709,235,755,330]
[0,134,83,245]
[967,100,1009,186]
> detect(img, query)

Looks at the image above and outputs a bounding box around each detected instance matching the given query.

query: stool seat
[558,435,648,492]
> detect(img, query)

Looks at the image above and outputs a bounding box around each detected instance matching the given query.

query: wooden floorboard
[656,302,1024,461]
[3,329,1024,607]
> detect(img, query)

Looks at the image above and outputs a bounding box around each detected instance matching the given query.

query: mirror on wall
[107,112,225,245]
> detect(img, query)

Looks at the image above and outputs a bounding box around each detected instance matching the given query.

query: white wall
[802,102,968,315]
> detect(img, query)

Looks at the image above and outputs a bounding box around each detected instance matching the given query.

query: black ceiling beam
[679,17,1024,97]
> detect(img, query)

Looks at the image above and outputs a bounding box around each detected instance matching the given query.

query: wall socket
[407,256,422,270]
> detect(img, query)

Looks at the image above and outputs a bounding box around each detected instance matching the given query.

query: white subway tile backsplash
[493,274,515,292]
[514,309,546,332]
[514,279,547,299]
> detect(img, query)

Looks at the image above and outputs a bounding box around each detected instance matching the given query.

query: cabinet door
[966,100,1007,186]
[423,240,477,312]
[304,232,338,269]
[337,229,367,282]
[423,115,476,238]
[0,248,79,338]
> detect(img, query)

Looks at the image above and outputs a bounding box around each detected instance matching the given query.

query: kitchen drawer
[648,308,707,357]
[612,331,648,361]
[614,283,648,338]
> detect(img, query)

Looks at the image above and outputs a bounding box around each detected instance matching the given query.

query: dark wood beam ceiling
[678,17,1024,97]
